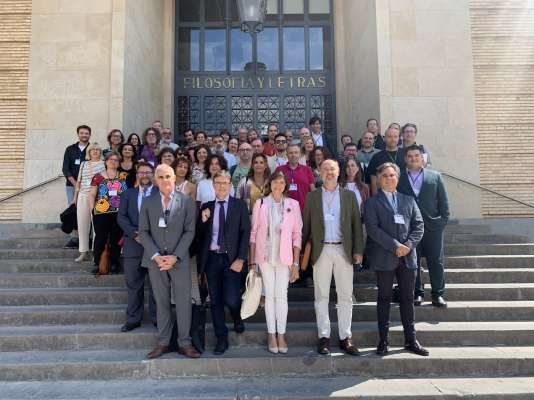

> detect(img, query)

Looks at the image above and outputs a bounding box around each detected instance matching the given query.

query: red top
[263,141,275,157]
[275,164,315,212]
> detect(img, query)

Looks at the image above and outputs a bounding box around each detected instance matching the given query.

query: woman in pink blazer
[249,170,302,354]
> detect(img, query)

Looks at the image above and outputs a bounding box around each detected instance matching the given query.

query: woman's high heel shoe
[277,334,288,354]
[268,333,278,354]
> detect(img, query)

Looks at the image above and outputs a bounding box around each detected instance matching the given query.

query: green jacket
[398,168,450,232]
[302,187,364,264]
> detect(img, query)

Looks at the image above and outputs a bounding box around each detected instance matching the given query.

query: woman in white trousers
[249,171,302,354]
[73,143,105,262]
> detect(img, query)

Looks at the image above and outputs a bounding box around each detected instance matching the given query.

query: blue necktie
[217,201,226,251]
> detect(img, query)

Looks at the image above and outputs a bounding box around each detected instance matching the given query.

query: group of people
[61,116,450,359]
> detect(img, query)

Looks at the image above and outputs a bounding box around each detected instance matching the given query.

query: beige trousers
[76,191,93,253]
[313,244,354,340]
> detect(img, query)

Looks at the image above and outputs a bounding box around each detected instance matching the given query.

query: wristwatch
[292,262,299,268]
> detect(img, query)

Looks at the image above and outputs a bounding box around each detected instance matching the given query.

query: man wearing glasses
[230,142,253,190]
[267,133,288,172]
[117,162,158,333]
[197,171,251,355]
[139,164,200,359]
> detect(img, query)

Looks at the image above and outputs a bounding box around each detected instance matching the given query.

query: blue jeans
[65,186,75,205]
[205,252,242,339]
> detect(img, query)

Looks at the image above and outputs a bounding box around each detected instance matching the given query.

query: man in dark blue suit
[364,162,427,356]
[117,162,157,332]
[197,170,251,355]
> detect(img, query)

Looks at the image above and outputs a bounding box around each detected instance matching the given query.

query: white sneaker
[75,252,91,263]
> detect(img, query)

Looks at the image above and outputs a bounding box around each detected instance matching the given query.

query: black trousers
[92,213,122,267]
[123,257,157,325]
[376,261,416,343]
[415,229,445,299]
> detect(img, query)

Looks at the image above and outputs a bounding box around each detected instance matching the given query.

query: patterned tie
[217,201,226,251]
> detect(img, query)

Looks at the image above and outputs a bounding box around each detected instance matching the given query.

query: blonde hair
[85,143,103,160]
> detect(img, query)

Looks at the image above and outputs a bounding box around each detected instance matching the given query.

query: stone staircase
[1,223,534,399]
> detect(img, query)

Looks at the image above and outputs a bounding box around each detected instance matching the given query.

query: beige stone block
[109,98,124,129]
[415,11,470,41]
[32,0,59,14]
[28,68,110,100]
[392,67,419,96]
[447,97,477,127]
[85,14,113,44]
[376,8,390,37]
[23,159,63,188]
[392,97,449,126]
[418,68,474,97]
[379,95,393,127]
[27,100,60,130]
[113,0,126,12]
[414,0,466,10]
[390,12,416,40]
[111,10,125,41]
[444,176,482,219]
[57,99,110,131]
[31,14,88,42]
[379,67,392,96]
[56,41,111,70]
[28,42,57,70]
[445,39,474,68]
[390,39,446,68]
[58,0,112,14]
[25,130,69,161]
[22,179,66,223]
[110,40,125,98]
[390,0,415,11]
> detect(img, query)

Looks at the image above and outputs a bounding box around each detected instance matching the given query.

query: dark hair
[205,154,228,178]
[157,147,176,164]
[195,131,206,140]
[309,146,332,170]
[309,116,322,126]
[193,144,211,164]
[264,170,290,197]
[339,156,364,191]
[127,133,141,147]
[118,143,137,162]
[274,133,287,142]
[183,128,194,136]
[366,118,378,127]
[136,161,155,172]
[404,144,422,155]
[220,129,230,139]
[107,129,124,145]
[142,127,160,146]
[341,134,352,142]
[247,153,270,181]
[77,125,92,134]
[402,123,418,134]
[174,147,190,160]
[344,142,357,150]
[172,155,192,181]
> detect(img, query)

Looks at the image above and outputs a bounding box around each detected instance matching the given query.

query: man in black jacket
[197,170,251,355]
[61,125,91,248]
[116,162,157,332]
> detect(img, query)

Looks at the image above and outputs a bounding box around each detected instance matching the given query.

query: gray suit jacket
[364,190,424,271]
[138,189,196,269]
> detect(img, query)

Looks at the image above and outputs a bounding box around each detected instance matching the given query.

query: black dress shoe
[317,337,330,355]
[121,322,140,332]
[339,338,359,356]
[64,238,79,249]
[110,264,120,274]
[432,296,447,308]
[234,317,245,334]
[405,340,429,356]
[376,340,389,355]
[213,338,229,355]
[414,295,424,306]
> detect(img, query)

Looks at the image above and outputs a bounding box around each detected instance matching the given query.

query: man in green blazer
[398,145,450,308]
[303,159,365,356]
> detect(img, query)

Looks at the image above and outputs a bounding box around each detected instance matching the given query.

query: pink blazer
[250,196,303,266]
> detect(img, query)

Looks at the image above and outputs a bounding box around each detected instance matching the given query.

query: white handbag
[240,268,263,320]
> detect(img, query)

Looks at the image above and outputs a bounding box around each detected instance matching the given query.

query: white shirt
[346,182,362,210]
[383,190,398,213]
[224,152,237,169]
[196,178,235,205]
[322,186,342,242]
[312,132,324,147]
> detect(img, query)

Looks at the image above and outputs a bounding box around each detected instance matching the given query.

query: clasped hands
[154,255,178,271]
[395,244,411,257]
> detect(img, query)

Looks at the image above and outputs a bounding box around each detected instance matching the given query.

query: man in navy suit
[117,162,157,332]
[197,170,251,355]
[364,162,427,356]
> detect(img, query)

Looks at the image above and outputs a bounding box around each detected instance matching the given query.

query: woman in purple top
[138,127,160,167]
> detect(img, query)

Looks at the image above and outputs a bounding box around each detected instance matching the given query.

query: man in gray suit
[364,162,427,356]
[117,162,157,332]
[398,145,450,307]
[139,164,200,359]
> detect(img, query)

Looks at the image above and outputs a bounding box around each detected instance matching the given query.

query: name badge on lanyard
[289,183,297,191]
[75,159,81,165]
[158,217,167,228]
[394,214,405,224]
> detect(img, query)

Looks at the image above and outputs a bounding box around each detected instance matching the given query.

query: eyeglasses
[137,172,153,176]
[239,148,252,152]
[275,140,287,144]
[213,181,231,186]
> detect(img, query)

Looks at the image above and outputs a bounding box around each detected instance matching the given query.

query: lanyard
[390,193,398,213]
[408,170,424,187]
[288,166,297,183]
[323,188,337,213]
[386,150,398,163]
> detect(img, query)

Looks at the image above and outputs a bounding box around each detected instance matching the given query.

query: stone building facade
[0,0,532,222]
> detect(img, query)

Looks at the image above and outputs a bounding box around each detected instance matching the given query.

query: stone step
[0,346,532,381]
[0,249,78,260]
[1,301,534,326]
[0,238,71,249]
[2,255,533,274]
[444,234,530,244]
[1,283,534,306]
[0,321,532,352]
[1,268,533,289]
[445,224,491,234]
[3,377,534,399]
[445,243,534,256]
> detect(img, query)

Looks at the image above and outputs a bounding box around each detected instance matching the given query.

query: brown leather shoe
[146,345,170,359]
[339,337,360,356]
[178,345,201,358]
[317,337,330,355]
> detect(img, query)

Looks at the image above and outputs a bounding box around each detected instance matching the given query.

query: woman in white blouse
[196,154,234,206]
[339,156,369,216]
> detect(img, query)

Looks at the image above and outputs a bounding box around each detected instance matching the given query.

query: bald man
[302,159,364,356]
[139,164,200,359]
